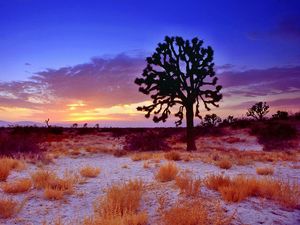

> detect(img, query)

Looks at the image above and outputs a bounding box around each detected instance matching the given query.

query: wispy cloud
[0,55,299,123]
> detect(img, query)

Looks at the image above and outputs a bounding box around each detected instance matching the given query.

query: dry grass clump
[256,166,274,175]
[85,179,147,225]
[175,172,201,196]
[162,200,233,225]
[205,174,300,208]
[216,158,232,169]
[131,152,153,161]
[1,178,32,194]
[156,162,179,182]
[31,170,77,200]
[31,170,57,189]
[80,166,100,178]
[0,198,19,218]
[164,151,181,161]
[143,161,150,169]
[0,157,25,181]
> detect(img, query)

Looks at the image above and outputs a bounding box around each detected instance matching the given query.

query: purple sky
[0,0,299,126]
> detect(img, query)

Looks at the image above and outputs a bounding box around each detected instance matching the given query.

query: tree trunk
[186,103,197,151]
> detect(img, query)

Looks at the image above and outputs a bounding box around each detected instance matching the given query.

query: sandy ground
[1,152,299,225]
[0,129,299,225]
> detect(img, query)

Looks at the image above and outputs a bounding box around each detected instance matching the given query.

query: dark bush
[0,131,40,156]
[272,111,289,120]
[123,130,169,151]
[250,121,298,150]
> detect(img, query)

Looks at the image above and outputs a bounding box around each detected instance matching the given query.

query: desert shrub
[80,166,100,178]
[175,173,201,196]
[0,157,25,181]
[123,130,169,151]
[162,200,233,225]
[0,198,19,218]
[216,158,232,169]
[1,178,32,193]
[205,174,300,207]
[256,167,274,175]
[156,162,179,182]
[131,152,153,161]
[85,180,147,225]
[272,111,289,120]
[202,114,222,127]
[164,151,181,161]
[0,131,40,156]
[250,121,297,150]
[31,170,77,200]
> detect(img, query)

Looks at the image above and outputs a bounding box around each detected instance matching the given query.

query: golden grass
[256,167,274,175]
[80,166,100,178]
[0,198,19,218]
[85,180,147,225]
[0,157,25,181]
[156,162,179,182]
[216,158,232,169]
[44,187,64,200]
[1,178,32,194]
[31,170,57,189]
[131,152,153,161]
[175,172,201,196]
[143,161,150,169]
[164,151,181,161]
[205,174,300,208]
[162,200,233,225]
[31,170,77,200]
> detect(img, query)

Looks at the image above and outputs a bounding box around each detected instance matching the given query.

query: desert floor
[0,129,299,225]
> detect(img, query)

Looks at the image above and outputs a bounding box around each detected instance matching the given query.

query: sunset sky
[0,0,300,127]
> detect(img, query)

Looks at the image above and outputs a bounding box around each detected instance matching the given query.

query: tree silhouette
[246,102,269,120]
[202,113,222,127]
[45,118,50,128]
[135,36,222,151]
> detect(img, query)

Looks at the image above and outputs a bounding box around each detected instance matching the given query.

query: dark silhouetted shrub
[123,130,169,151]
[272,111,289,120]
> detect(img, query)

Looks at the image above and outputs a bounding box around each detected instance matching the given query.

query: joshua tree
[135,36,222,151]
[272,111,288,120]
[95,123,100,129]
[45,118,50,128]
[246,102,269,121]
[72,123,78,128]
[202,114,222,127]
[83,123,88,128]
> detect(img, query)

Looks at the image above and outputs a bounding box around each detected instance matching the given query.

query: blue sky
[1,0,300,82]
[0,0,299,124]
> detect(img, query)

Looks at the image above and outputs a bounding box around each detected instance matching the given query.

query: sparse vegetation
[80,166,100,178]
[175,172,201,196]
[0,198,19,218]
[0,157,25,181]
[156,162,179,182]
[1,178,32,193]
[124,130,169,151]
[256,167,274,175]
[164,151,181,161]
[216,158,232,169]
[85,180,147,225]
[205,174,300,208]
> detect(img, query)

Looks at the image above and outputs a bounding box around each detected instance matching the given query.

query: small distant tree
[272,111,288,120]
[72,123,78,128]
[83,123,88,128]
[202,114,222,127]
[246,102,269,121]
[95,124,100,129]
[135,36,222,151]
[45,118,50,128]
[222,115,236,125]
